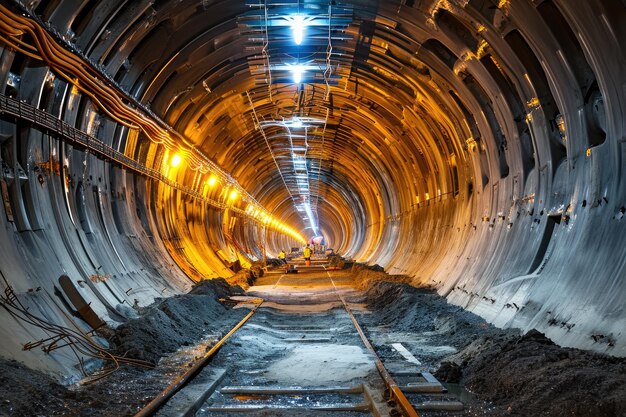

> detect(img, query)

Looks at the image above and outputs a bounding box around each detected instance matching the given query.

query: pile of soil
[351,263,412,290]
[223,264,264,289]
[0,360,77,416]
[0,360,187,416]
[327,254,345,268]
[110,278,246,364]
[366,281,492,333]
[460,329,626,416]
[362,281,626,417]
[0,278,247,416]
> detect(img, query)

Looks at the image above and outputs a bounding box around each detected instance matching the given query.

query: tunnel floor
[0,261,625,416]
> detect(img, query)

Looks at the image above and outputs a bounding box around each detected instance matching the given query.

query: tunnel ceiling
[1,0,624,266]
[146,0,477,247]
[7,0,622,254]
[17,0,530,250]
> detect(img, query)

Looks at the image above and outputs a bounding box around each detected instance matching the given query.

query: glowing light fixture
[170,153,182,167]
[229,190,239,201]
[291,15,306,45]
[207,174,217,187]
[292,65,304,84]
[289,117,303,128]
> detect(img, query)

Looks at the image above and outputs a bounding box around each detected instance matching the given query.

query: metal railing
[0,94,246,215]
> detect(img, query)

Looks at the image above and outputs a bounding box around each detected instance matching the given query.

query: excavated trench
[1,261,625,416]
[0,0,625,416]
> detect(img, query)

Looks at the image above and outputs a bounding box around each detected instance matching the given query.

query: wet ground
[0,260,625,416]
[191,267,387,416]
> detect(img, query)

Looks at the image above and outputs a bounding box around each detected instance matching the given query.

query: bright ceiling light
[170,153,182,167]
[291,15,306,45]
[229,190,239,200]
[292,65,304,84]
[290,117,303,128]
[207,174,217,187]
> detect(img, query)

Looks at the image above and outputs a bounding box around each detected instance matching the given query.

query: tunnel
[0,0,624,416]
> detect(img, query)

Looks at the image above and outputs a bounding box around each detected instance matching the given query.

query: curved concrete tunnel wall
[0,0,624,378]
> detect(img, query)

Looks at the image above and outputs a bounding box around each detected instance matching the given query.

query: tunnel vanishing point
[0,0,624,380]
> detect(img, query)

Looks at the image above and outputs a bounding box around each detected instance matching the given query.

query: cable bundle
[0,271,154,384]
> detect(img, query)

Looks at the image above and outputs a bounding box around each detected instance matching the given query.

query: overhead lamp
[291,15,306,45]
[229,190,239,201]
[292,65,305,84]
[170,153,182,167]
[207,174,217,187]
[289,117,303,128]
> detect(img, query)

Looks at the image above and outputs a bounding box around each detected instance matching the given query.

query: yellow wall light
[170,153,182,167]
[229,190,239,201]
[207,174,217,187]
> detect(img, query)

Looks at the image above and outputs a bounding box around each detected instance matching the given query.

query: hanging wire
[303,124,315,230]
[0,271,154,385]
[0,4,292,232]
[262,0,273,102]
[314,107,329,220]
[246,91,294,201]
[324,2,333,101]
[312,2,334,225]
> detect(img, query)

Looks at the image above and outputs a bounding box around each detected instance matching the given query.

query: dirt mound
[364,281,497,342]
[352,264,411,290]
[327,254,345,268]
[189,276,244,297]
[265,258,283,267]
[434,361,463,383]
[249,263,265,279]
[363,280,626,416]
[111,278,246,364]
[221,266,264,290]
[460,329,626,417]
[0,359,78,416]
[0,278,249,416]
[368,263,385,272]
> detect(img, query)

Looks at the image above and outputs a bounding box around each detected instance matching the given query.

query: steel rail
[325,267,420,417]
[133,298,263,417]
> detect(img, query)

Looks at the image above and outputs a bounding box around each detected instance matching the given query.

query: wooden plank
[0,179,13,222]
[391,343,421,365]
[381,361,421,375]
[205,403,371,412]
[220,385,363,395]
[58,274,105,330]
[282,337,333,343]
[421,372,440,384]
[399,383,446,393]
[414,401,464,411]
[155,368,226,417]
[362,384,389,417]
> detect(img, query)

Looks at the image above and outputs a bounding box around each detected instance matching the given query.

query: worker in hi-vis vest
[278,250,287,264]
[303,245,312,266]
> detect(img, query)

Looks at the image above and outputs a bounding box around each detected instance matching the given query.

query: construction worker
[278,249,287,265]
[303,244,312,266]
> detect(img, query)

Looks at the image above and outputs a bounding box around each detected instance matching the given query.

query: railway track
[134,260,465,417]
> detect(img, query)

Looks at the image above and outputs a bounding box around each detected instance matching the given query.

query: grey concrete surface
[0,0,624,384]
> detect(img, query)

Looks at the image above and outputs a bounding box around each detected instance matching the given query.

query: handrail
[0,94,245,213]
